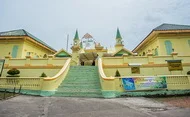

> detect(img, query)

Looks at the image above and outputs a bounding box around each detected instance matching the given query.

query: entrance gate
[79,52,98,66]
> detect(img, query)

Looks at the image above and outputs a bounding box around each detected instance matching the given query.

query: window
[165,40,173,55]
[11,45,19,58]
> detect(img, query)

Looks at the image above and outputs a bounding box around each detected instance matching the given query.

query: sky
[1,0,190,52]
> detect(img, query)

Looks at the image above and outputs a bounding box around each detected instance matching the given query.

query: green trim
[116,28,122,39]
[101,90,120,98]
[74,30,79,40]
[117,90,190,97]
[40,90,55,96]
[55,51,71,57]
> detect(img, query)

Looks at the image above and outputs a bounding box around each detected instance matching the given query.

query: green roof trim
[114,48,133,56]
[55,51,71,57]
[0,29,56,51]
[115,50,132,56]
[54,49,71,57]
[116,28,122,39]
[74,30,79,40]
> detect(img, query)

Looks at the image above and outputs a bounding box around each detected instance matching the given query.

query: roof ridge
[153,23,190,31]
[0,29,24,34]
[0,29,56,52]
[22,29,28,35]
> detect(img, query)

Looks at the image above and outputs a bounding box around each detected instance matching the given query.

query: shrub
[187,71,190,75]
[7,68,20,76]
[115,70,121,77]
[40,72,47,77]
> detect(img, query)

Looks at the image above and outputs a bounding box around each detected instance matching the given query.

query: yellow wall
[137,36,159,56]
[0,36,55,58]
[22,39,54,58]
[158,35,190,56]
[2,57,68,77]
[137,33,190,56]
[0,39,24,58]
[102,55,190,77]
[2,69,60,77]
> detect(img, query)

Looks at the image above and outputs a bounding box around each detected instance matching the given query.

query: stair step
[56,88,101,92]
[52,66,102,98]
[54,92,103,98]
[59,83,101,87]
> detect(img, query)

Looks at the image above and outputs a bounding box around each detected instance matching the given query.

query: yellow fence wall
[0,57,71,95]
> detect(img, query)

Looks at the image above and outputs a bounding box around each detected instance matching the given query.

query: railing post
[13,87,16,96]
[147,53,154,64]
[123,54,129,64]
[25,55,31,66]
[4,55,11,67]
[47,55,54,66]
[171,52,178,60]
[19,85,22,94]
[3,89,6,99]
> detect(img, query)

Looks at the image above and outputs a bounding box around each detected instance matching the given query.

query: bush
[7,68,20,76]
[115,70,121,77]
[40,72,47,77]
[187,71,190,75]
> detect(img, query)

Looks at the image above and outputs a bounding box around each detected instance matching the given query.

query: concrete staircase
[53,66,102,98]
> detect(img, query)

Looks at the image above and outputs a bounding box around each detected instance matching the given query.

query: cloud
[0,0,190,51]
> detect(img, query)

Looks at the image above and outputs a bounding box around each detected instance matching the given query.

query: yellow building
[0,29,56,58]
[133,23,190,56]
[0,24,190,98]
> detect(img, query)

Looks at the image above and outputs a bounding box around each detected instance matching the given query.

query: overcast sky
[1,0,190,52]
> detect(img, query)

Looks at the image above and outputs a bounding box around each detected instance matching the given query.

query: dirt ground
[152,96,190,108]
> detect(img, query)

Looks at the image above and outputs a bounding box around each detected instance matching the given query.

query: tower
[71,30,81,65]
[115,28,124,51]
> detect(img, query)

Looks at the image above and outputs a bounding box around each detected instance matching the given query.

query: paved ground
[0,95,190,117]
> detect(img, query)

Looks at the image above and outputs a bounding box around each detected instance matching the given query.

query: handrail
[43,58,71,81]
[98,58,115,80]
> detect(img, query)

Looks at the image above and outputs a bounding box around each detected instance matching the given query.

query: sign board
[82,39,95,49]
[122,77,167,91]
[0,59,5,77]
[131,67,140,74]
[167,60,183,71]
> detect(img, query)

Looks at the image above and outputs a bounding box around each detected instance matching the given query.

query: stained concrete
[0,95,189,117]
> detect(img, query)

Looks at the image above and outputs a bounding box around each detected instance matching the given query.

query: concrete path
[0,95,189,117]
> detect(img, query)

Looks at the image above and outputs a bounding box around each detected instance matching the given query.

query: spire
[116,28,122,39]
[74,29,79,40]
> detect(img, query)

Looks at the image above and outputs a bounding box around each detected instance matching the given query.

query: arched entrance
[79,52,98,66]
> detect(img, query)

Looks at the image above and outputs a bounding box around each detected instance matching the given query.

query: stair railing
[41,58,71,91]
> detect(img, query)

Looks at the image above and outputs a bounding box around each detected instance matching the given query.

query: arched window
[165,40,173,55]
[11,45,19,58]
